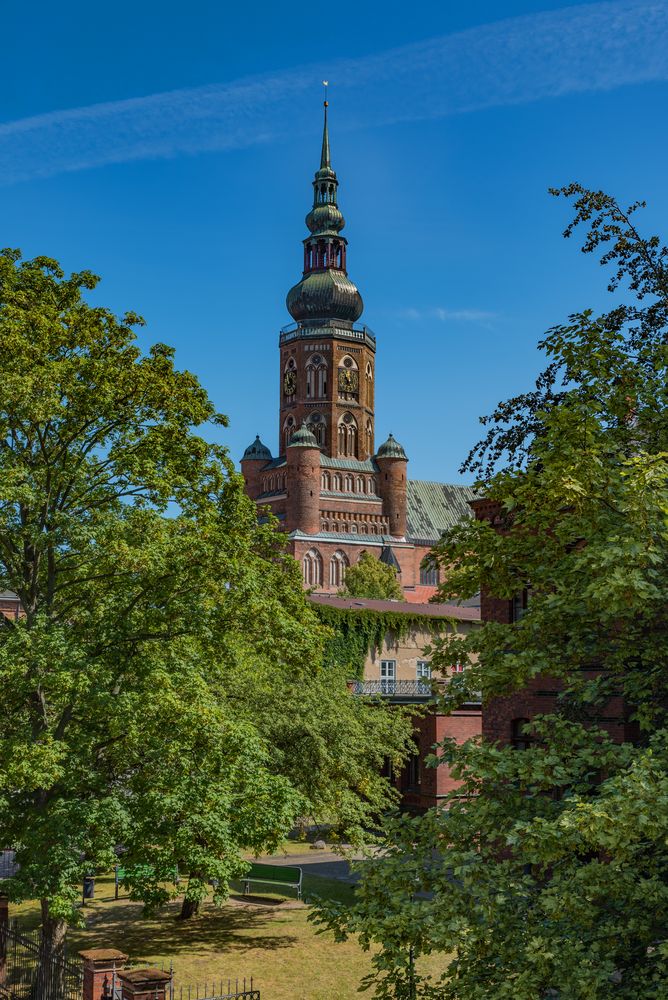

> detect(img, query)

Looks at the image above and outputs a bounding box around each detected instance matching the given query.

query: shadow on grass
[68,899,298,959]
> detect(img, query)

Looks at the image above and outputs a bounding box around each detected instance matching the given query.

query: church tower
[279,99,376,461]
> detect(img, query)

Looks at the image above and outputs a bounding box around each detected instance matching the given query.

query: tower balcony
[279,321,376,349]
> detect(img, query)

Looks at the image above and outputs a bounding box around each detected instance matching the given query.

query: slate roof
[406,480,476,543]
[320,456,378,472]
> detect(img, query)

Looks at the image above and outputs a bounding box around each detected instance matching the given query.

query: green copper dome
[376,433,408,460]
[242,435,272,461]
[287,270,363,323]
[286,100,364,326]
[289,423,319,448]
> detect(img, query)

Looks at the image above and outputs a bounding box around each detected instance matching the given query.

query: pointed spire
[320,82,330,170]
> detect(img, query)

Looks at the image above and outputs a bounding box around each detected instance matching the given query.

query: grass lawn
[9,868,449,1000]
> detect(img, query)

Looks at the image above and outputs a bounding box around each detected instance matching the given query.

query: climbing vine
[315,604,453,678]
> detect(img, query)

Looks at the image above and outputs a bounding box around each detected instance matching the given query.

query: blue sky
[2,0,667,481]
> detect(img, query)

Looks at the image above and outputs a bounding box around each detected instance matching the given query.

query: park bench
[114,863,179,899]
[237,862,303,901]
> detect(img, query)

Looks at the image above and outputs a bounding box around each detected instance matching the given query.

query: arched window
[321,471,331,490]
[366,420,373,456]
[329,550,349,588]
[344,474,353,492]
[306,413,326,447]
[367,477,376,494]
[303,548,323,587]
[306,355,327,399]
[511,718,532,751]
[356,477,364,493]
[338,413,358,458]
[333,473,342,491]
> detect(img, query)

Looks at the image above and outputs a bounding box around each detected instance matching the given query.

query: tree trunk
[179,872,205,920]
[33,900,68,1000]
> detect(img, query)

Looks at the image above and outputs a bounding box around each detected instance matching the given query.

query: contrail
[0,0,666,185]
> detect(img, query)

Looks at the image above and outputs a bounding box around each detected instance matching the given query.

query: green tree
[314,187,668,999]
[0,250,412,973]
[340,552,403,600]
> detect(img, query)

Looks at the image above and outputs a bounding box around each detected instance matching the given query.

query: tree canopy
[0,250,413,961]
[315,187,668,999]
[339,552,403,600]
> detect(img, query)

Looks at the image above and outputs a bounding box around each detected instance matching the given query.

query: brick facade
[472,498,633,747]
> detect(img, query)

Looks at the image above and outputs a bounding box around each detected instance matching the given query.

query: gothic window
[306,355,327,399]
[329,550,349,588]
[307,413,326,447]
[333,473,342,491]
[321,471,331,490]
[366,420,373,455]
[338,413,358,458]
[356,476,364,493]
[344,474,353,492]
[303,548,323,588]
[420,561,439,587]
[367,477,376,494]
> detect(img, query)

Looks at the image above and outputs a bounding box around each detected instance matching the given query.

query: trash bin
[83,876,95,901]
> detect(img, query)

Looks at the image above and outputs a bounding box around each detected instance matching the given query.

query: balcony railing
[279,322,376,347]
[350,679,434,700]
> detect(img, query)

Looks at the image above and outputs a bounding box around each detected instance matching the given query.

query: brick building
[240,102,474,599]
[471,498,636,748]
[311,594,482,811]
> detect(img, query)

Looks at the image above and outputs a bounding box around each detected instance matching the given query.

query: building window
[338,413,358,457]
[416,660,431,680]
[512,589,530,622]
[511,717,532,750]
[451,662,465,674]
[380,660,396,694]
[283,416,295,453]
[330,550,349,588]
[303,548,323,588]
[321,471,330,490]
[419,561,439,586]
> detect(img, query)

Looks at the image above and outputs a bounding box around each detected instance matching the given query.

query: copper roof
[406,480,476,543]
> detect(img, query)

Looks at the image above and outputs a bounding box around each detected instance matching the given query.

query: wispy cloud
[0,0,667,185]
[399,307,498,326]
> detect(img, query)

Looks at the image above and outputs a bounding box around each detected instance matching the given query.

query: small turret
[285,423,321,534]
[376,434,408,538]
[240,435,272,500]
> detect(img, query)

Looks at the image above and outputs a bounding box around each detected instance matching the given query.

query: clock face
[284,370,297,395]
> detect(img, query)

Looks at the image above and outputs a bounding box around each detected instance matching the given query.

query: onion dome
[286,98,364,326]
[287,270,363,323]
[242,435,272,461]
[288,423,319,448]
[376,433,407,460]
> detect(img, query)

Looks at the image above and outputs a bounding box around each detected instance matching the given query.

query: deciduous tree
[0,251,412,971]
[315,187,668,999]
[339,552,403,601]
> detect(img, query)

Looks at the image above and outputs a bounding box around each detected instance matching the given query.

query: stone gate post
[79,948,128,1000]
[117,968,172,999]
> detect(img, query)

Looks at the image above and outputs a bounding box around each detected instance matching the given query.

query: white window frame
[380,660,396,693]
[416,660,431,680]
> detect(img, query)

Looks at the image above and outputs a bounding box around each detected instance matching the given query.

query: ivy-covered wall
[315,604,453,678]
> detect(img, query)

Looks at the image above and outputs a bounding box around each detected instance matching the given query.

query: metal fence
[100,965,259,1000]
[0,920,83,1000]
[171,981,259,1000]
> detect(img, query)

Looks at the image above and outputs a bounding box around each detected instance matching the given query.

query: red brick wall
[399,706,482,811]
